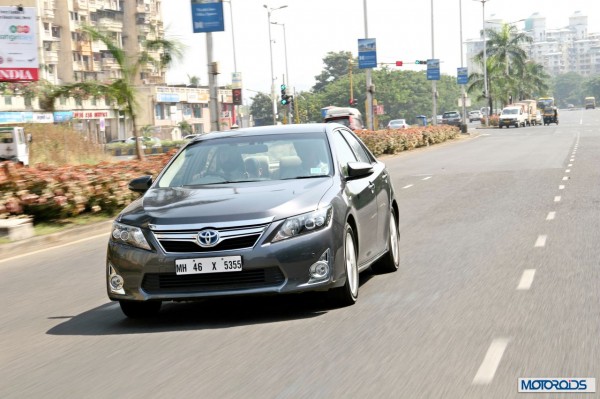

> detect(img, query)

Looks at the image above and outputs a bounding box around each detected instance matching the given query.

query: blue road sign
[427,59,440,80]
[457,67,468,85]
[358,38,377,69]
[191,0,225,33]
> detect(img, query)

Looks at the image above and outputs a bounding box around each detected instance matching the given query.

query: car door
[340,129,389,257]
[331,129,379,266]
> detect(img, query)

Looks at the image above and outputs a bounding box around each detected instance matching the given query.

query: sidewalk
[0,220,113,260]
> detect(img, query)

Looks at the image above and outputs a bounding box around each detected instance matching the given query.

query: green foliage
[249,92,274,126]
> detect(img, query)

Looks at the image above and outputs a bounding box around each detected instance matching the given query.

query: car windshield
[157,133,333,187]
[443,113,458,118]
[389,120,406,125]
[502,109,518,115]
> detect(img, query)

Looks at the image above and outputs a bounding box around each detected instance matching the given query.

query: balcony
[45,50,59,63]
[101,57,120,69]
[98,18,123,32]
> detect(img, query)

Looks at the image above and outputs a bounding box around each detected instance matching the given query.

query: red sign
[73,111,110,119]
[0,68,39,82]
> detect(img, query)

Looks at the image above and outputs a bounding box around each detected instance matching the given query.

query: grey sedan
[107,123,400,318]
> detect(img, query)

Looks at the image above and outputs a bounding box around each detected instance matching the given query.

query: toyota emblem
[197,229,220,247]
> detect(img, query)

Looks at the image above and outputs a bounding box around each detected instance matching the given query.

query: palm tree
[41,25,182,160]
[515,62,550,100]
[475,24,533,107]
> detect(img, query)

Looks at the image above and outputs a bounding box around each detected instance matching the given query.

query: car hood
[118,178,335,227]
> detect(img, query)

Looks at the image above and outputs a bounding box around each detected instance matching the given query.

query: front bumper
[106,222,346,302]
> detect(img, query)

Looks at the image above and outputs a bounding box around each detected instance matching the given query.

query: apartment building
[466,11,600,78]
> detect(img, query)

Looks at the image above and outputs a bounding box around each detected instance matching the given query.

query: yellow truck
[584,96,596,109]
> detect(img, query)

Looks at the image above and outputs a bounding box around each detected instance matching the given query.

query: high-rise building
[466,11,600,78]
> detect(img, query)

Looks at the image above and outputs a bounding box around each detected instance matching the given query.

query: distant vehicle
[106,123,400,318]
[323,107,364,130]
[387,119,409,129]
[468,110,482,122]
[125,136,162,148]
[436,115,443,124]
[538,97,558,125]
[584,97,595,109]
[441,111,462,127]
[535,110,543,125]
[498,106,527,128]
[0,126,30,166]
[520,99,538,125]
[567,104,575,110]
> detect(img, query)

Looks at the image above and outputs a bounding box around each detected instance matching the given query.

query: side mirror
[128,175,153,193]
[346,162,373,179]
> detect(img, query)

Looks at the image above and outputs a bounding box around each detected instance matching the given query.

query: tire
[330,224,359,307]
[119,300,162,319]
[372,209,400,274]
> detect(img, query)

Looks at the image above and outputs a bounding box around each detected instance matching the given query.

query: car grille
[153,224,268,254]
[141,267,286,294]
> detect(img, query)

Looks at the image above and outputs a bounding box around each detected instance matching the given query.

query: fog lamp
[110,274,124,291]
[308,249,331,282]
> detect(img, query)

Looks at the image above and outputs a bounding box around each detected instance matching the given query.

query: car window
[156,132,333,187]
[339,129,373,164]
[331,131,358,177]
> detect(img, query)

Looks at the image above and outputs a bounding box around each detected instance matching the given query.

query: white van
[498,106,527,128]
[0,126,30,166]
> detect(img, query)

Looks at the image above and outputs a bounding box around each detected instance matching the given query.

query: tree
[553,72,584,107]
[40,25,182,160]
[187,74,200,87]
[249,92,274,126]
[312,51,358,92]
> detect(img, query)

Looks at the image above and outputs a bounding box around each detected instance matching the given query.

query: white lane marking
[568,164,573,167]
[566,169,571,173]
[554,196,561,202]
[517,269,536,290]
[0,232,110,264]
[559,185,565,190]
[562,177,569,181]
[422,176,432,181]
[546,212,556,220]
[402,184,414,189]
[472,339,510,385]
[570,158,575,162]
[535,235,547,247]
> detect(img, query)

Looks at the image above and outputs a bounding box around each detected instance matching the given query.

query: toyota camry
[106,123,400,318]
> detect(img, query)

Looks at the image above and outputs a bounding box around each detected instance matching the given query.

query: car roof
[195,123,331,141]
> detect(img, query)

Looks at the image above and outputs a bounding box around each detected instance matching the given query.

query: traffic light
[415,60,427,65]
[280,84,289,105]
[232,88,242,105]
[395,61,403,66]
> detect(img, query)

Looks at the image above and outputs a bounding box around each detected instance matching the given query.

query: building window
[60,96,67,105]
[4,96,12,105]
[75,98,83,106]
[192,104,202,118]
[24,97,32,107]
[91,97,97,106]
[155,104,164,120]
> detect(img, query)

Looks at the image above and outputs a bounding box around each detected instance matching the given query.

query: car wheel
[372,209,400,274]
[330,224,359,306]
[119,300,162,319]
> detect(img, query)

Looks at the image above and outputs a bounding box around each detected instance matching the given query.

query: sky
[162,0,600,103]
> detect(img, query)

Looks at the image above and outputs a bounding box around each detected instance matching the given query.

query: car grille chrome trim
[152,224,270,254]
[148,216,274,231]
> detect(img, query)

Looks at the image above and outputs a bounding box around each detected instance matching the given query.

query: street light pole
[271,22,290,124]
[264,5,287,126]
[224,0,238,126]
[431,0,437,125]
[475,0,490,126]
[459,0,466,130]
[363,0,374,130]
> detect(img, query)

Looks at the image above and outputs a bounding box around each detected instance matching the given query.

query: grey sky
[162,0,600,101]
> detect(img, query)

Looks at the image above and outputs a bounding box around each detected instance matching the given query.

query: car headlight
[111,222,152,250]
[272,206,332,243]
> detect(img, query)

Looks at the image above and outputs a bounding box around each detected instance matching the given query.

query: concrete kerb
[0,220,113,260]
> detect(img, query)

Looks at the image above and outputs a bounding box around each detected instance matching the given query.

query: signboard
[73,110,110,119]
[457,67,468,85]
[53,111,73,122]
[156,93,180,103]
[0,6,39,81]
[232,88,242,105]
[426,59,440,81]
[358,38,377,69]
[191,0,225,33]
[232,72,242,89]
[99,118,106,132]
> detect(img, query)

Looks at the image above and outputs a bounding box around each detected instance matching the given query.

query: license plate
[175,256,242,275]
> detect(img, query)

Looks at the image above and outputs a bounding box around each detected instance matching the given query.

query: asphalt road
[1,110,599,398]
